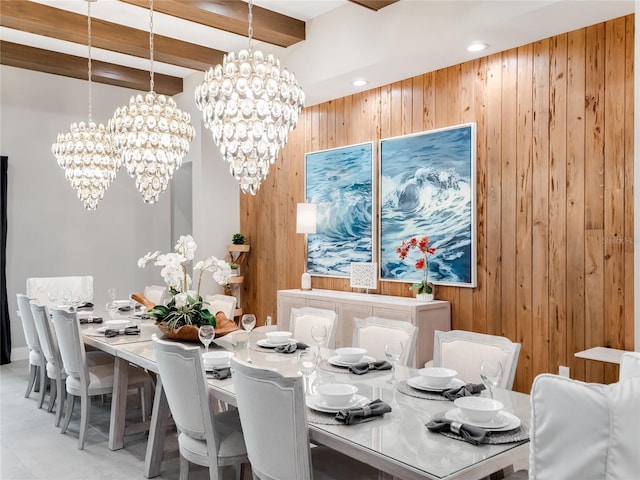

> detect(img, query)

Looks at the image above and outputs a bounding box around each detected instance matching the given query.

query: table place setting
[398,367,486,401]
[305,383,392,426]
[426,397,529,446]
[202,351,234,379]
[320,347,392,375]
[254,331,310,353]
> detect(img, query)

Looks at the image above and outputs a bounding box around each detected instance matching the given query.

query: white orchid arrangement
[138,235,232,329]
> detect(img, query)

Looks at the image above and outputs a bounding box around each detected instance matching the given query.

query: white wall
[1,66,239,358]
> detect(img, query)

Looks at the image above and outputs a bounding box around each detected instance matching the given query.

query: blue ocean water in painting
[306,143,373,276]
[380,125,473,285]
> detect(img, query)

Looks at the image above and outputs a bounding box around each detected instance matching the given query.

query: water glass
[480,360,503,398]
[241,314,257,363]
[298,350,318,395]
[385,341,404,384]
[310,325,327,357]
[105,302,118,320]
[198,325,215,353]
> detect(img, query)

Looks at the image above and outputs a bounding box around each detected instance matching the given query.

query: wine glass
[310,325,327,358]
[480,360,504,399]
[107,288,118,302]
[68,294,81,313]
[298,350,318,395]
[60,289,72,307]
[385,341,404,384]
[241,314,257,363]
[198,325,215,353]
[105,302,118,321]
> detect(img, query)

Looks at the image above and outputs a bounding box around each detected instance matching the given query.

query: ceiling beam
[0,1,224,71]
[0,41,183,96]
[121,0,306,48]
[348,1,400,11]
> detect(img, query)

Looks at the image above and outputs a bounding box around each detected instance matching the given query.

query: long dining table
[81,316,531,480]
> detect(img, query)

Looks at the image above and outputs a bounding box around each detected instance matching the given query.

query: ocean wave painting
[305,142,375,277]
[380,123,476,287]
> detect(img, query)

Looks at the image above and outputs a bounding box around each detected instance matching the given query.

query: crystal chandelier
[194,0,305,195]
[51,0,120,211]
[109,0,195,204]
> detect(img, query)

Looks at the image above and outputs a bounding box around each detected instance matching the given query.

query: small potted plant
[232,233,246,245]
[397,236,437,301]
[230,262,240,276]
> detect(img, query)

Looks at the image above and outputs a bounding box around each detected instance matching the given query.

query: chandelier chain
[149,0,154,92]
[87,0,92,123]
[247,0,253,50]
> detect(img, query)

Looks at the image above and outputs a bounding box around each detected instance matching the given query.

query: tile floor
[1,360,249,480]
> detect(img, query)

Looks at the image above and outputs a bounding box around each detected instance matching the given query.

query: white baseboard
[11,346,29,361]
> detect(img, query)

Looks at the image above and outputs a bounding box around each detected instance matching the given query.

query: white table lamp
[296,203,317,290]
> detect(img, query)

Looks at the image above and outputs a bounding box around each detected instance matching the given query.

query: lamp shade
[296,203,317,234]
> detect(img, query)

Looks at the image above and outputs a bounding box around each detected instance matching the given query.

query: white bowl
[265,331,292,345]
[104,319,129,329]
[202,351,234,368]
[335,347,367,363]
[316,383,358,407]
[417,367,458,388]
[454,397,504,423]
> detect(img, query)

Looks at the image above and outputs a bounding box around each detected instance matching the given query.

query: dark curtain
[1,156,10,364]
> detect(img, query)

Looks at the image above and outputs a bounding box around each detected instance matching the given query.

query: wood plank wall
[240,15,635,392]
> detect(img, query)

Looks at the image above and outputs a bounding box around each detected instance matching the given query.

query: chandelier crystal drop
[194,0,305,195]
[51,0,120,211]
[108,0,195,204]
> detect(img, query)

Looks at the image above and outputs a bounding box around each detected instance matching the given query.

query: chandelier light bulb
[194,0,305,195]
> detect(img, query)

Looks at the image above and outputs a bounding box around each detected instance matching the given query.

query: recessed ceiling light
[467,42,489,52]
[352,79,368,87]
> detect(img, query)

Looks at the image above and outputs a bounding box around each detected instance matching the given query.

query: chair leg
[55,377,65,427]
[25,364,37,398]
[34,365,41,392]
[232,464,242,480]
[179,455,190,480]
[47,379,57,413]
[78,393,91,450]
[37,374,48,409]
[61,394,75,434]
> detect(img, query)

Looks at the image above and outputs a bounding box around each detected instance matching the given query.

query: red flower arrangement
[397,236,436,295]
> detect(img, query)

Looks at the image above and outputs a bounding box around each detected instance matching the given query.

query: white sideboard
[277,289,451,368]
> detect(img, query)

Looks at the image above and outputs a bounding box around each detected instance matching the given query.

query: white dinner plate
[256,338,298,348]
[327,355,376,367]
[406,376,465,392]
[306,394,370,413]
[445,408,521,431]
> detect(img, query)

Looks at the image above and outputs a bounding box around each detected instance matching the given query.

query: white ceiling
[3,0,635,106]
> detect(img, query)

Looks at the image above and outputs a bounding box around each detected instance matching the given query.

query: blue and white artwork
[305,142,375,277]
[380,123,476,287]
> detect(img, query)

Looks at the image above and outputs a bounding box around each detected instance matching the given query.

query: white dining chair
[151,335,248,480]
[431,330,521,389]
[289,306,337,348]
[30,301,112,427]
[506,373,640,480]
[51,307,151,449]
[619,351,640,380]
[352,316,418,366]
[26,275,94,306]
[16,294,45,402]
[143,285,167,305]
[230,357,379,479]
[204,294,237,320]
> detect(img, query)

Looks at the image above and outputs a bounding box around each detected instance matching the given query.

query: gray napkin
[348,360,392,375]
[426,414,487,445]
[79,317,103,324]
[117,305,133,312]
[104,326,140,337]
[77,302,94,311]
[335,399,392,425]
[208,367,231,380]
[274,342,309,353]
[443,383,486,401]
